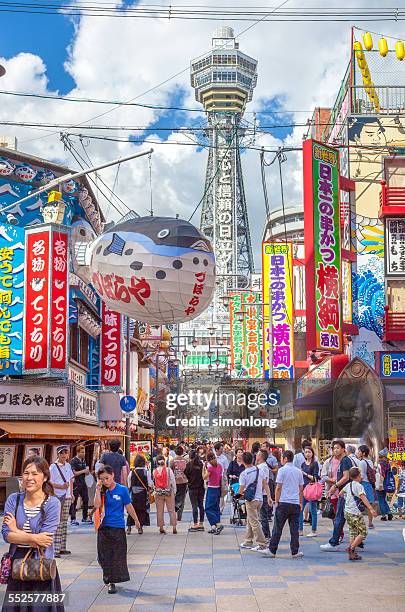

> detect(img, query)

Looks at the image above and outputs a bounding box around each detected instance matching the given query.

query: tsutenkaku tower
[190,27,257,294]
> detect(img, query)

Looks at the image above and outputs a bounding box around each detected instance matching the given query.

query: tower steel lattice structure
[191,27,257,297]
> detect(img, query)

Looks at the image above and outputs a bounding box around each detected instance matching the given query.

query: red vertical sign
[23,229,51,372]
[101,302,122,388]
[50,230,69,370]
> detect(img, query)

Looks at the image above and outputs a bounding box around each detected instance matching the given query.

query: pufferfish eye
[157,229,170,239]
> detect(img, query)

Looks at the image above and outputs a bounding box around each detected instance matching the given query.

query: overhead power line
[0,89,312,115]
[0,2,404,20]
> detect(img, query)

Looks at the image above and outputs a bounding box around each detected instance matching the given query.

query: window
[69,323,89,369]
[80,329,89,369]
[69,324,78,362]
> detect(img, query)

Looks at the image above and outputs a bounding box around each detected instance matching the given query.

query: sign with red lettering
[101,302,122,389]
[23,228,51,373]
[50,230,69,371]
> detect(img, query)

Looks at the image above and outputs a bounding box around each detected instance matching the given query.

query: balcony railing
[384,306,405,341]
[352,86,405,115]
[379,181,405,217]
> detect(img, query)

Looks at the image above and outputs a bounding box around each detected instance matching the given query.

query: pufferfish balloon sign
[88,216,216,325]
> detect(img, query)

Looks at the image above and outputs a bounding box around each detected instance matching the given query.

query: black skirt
[97,526,130,584]
[127,490,150,527]
[2,548,64,612]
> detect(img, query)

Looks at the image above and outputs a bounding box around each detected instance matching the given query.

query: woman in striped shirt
[2,456,63,611]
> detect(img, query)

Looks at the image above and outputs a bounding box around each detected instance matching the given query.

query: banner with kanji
[23,227,51,374]
[229,293,243,376]
[0,224,24,375]
[241,291,262,378]
[303,140,342,353]
[23,225,69,376]
[262,242,294,380]
[100,302,123,390]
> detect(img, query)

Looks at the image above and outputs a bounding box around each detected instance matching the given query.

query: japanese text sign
[386,218,405,276]
[380,352,405,379]
[229,293,244,376]
[303,140,342,353]
[23,225,69,375]
[242,291,262,379]
[50,230,69,371]
[0,382,70,418]
[262,242,294,380]
[23,228,51,372]
[101,302,122,389]
[0,224,24,375]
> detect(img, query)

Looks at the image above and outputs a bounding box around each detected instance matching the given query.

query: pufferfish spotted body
[89,216,216,325]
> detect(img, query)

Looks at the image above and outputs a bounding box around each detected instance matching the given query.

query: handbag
[0,494,21,584]
[244,468,259,502]
[303,481,324,501]
[322,497,336,520]
[12,547,56,582]
[154,467,171,496]
[350,483,366,513]
[133,469,155,505]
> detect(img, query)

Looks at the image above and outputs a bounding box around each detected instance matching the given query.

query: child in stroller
[229,482,247,526]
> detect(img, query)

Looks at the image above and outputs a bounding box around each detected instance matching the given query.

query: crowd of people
[1,437,404,609]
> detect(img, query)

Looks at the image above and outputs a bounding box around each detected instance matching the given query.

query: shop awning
[0,421,123,440]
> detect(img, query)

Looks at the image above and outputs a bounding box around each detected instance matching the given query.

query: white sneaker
[320,543,343,551]
[307,532,317,537]
[292,551,304,558]
[261,548,276,557]
[240,542,253,549]
[251,545,268,552]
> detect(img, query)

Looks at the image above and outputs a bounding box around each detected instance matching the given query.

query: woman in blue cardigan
[2,456,63,612]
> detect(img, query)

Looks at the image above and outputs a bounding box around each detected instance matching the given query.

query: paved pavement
[1,504,405,612]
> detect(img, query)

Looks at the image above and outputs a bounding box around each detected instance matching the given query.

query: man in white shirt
[50,445,74,557]
[214,442,229,512]
[238,451,268,552]
[262,450,304,559]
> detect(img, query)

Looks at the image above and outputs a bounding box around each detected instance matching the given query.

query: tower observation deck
[191,27,257,299]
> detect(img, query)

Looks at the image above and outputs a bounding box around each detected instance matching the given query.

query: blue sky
[2,12,75,93]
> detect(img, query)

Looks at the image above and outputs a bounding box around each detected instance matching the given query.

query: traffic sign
[120,395,137,413]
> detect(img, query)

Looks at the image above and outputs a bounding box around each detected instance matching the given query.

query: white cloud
[0,0,404,268]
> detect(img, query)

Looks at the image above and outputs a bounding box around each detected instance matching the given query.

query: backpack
[244,467,259,502]
[365,460,376,487]
[383,468,396,493]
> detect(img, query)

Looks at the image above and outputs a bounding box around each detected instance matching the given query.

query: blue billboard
[0,223,24,374]
[380,352,405,379]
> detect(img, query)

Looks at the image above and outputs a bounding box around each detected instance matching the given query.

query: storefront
[293,354,349,458]
[0,379,119,507]
[376,351,405,449]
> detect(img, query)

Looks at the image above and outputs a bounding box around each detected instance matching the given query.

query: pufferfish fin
[190,240,210,253]
[103,233,126,256]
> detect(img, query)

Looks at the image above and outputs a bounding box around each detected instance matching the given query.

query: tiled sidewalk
[1,506,404,611]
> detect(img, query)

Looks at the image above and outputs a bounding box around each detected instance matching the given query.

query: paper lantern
[396,40,405,60]
[363,32,373,51]
[378,38,388,57]
[89,216,216,324]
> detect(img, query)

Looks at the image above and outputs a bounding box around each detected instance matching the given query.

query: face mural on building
[333,358,384,454]
[348,116,405,365]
